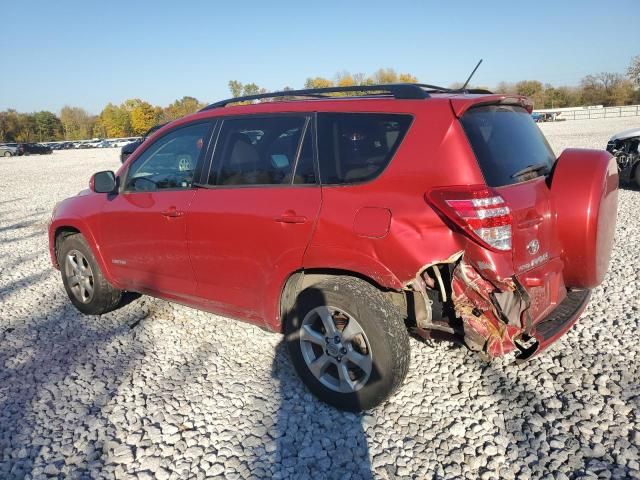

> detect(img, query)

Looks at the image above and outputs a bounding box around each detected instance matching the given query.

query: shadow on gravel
[0,269,53,302]
[475,357,634,478]
[0,299,147,479]
[0,231,43,245]
[266,286,373,480]
[269,341,373,480]
[0,219,39,233]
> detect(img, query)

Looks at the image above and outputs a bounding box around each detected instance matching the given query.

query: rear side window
[460,105,556,187]
[317,113,412,184]
[209,116,310,186]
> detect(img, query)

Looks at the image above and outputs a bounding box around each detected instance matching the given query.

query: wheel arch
[276,268,406,334]
[53,226,81,265]
[50,220,121,289]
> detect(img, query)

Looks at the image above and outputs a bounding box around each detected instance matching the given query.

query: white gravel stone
[0,116,639,478]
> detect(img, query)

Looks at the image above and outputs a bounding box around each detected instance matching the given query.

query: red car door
[186,115,321,325]
[99,122,212,299]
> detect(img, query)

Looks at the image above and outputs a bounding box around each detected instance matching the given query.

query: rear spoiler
[450,95,534,118]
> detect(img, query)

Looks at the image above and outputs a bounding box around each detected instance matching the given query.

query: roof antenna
[460,59,483,91]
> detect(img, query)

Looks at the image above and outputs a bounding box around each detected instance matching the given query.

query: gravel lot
[1,116,639,479]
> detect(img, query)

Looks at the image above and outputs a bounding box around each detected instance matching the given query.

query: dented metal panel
[408,253,531,360]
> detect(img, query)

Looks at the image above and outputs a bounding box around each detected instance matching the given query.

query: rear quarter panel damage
[451,258,528,358]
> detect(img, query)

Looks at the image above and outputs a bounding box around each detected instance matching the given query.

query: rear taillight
[426,185,512,251]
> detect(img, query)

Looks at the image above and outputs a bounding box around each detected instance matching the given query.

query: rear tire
[58,234,123,315]
[285,277,410,411]
[3,151,10,157]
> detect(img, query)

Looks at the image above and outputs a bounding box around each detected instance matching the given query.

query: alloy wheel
[64,250,95,304]
[299,306,373,393]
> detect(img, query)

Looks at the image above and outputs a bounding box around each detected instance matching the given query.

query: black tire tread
[58,233,123,315]
[286,276,410,411]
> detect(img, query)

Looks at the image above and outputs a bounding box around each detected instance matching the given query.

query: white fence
[535,105,640,121]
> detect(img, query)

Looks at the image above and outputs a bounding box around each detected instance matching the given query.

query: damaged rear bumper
[515,288,591,361]
[440,257,590,362]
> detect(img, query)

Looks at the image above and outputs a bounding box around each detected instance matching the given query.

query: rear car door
[99,121,213,298]
[187,114,321,324]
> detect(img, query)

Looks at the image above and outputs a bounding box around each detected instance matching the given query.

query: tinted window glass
[317,113,412,184]
[210,116,307,185]
[460,105,556,187]
[125,123,209,192]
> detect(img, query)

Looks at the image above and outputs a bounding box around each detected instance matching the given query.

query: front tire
[58,234,123,315]
[3,151,10,157]
[285,277,410,411]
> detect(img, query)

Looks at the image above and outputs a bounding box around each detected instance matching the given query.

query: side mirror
[90,170,117,193]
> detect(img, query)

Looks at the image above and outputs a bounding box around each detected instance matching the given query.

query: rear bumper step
[516,288,591,361]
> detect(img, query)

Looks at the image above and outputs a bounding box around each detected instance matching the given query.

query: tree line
[0,96,205,143]
[1,57,639,143]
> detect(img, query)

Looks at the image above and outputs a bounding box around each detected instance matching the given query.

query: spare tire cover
[550,148,618,288]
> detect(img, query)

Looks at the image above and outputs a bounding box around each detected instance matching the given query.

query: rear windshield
[460,105,556,187]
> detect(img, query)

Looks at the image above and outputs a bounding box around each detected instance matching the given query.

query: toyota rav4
[48,84,618,411]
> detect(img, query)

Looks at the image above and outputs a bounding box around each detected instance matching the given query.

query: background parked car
[120,124,166,163]
[0,145,18,157]
[19,143,53,155]
[607,127,640,187]
[2,143,24,155]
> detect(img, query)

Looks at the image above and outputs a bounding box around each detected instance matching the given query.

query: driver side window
[125,123,210,192]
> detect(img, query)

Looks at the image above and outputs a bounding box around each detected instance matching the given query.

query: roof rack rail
[200,83,431,111]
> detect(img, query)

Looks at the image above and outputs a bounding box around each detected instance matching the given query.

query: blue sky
[1,0,638,114]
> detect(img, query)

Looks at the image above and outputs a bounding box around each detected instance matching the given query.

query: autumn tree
[98,103,131,137]
[0,110,21,142]
[580,73,633,106]
[304,77,334,89]
[398,73,418,83]
[371,68,398,84]
[335,71,355,87]
[163,96,205,121]
[130,101,162,135]
[627,55,640,87]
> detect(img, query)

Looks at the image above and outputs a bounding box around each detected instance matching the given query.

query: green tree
[60,106,95,140]
[15,114,37,142]
[514,80,546,107]
[228,80,244,98]
[33,111,63,141]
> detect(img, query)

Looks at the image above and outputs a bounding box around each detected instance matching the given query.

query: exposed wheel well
[278,268,406,333]
[54,226,81,264]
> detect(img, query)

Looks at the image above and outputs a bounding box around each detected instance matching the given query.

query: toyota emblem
[527,239,540,255]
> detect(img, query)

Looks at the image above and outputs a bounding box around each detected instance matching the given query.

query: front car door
[100,121,214,299]
[187,114,321,325]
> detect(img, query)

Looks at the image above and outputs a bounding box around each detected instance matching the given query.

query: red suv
[48,84,618,411]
